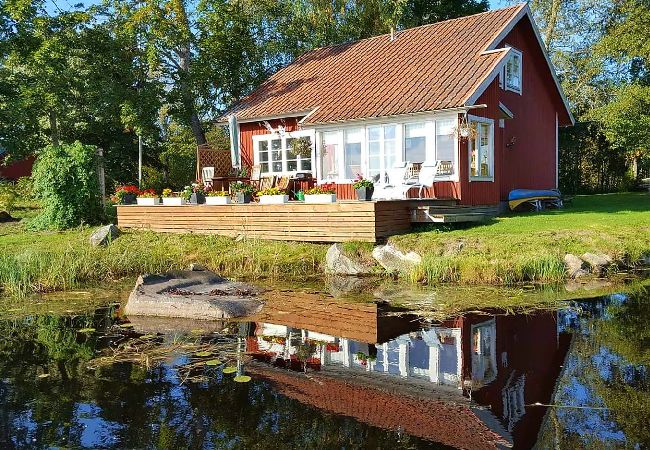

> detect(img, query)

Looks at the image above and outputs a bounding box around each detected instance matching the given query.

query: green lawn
[0,192,648,295]
[391,192,650,283]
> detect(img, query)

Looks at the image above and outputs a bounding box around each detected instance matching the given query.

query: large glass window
[505,49,522,93]
[435,119,455,175]
[344,128,363,179]
[321,131,339,180]
[470,120,493,179]
[404,122,426,163]
[255,134,312,175]
[367,126,381,180]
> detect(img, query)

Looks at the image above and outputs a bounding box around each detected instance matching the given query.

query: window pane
[259,141,268,152]
[435,119,455,167]
[287,160,298,171]
[368,126,380,141]
[404,123,426,163]
[506,54,521,90]
[261,163,269,173]
[322,131,339,180]
[301,159,312,171]
[344,128,363,179]
[480,123,490,177]
[368,141,381,178]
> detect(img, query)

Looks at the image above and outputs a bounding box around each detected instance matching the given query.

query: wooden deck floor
[116,199,453,243]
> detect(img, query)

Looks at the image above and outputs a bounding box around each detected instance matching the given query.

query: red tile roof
[225,4,526,125]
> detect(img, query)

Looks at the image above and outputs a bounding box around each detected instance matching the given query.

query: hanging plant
[290,137,312,158]
[454,115,478,140]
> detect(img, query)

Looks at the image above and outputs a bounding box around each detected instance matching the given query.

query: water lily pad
[78,328,96,333]
[194,351,212,357]
[222,366,237,374]
[233,375,251,383]
[205,359,222,366]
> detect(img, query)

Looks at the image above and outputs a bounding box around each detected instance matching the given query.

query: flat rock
[89,224,120,246]
[124,271,264,320]
[325,244,374,276]
[581,252,613,275]
[564,254,588,278]
[372,244,422,274]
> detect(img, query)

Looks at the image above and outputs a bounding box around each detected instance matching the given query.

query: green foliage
[141,165,165,192]
[0,181,17,212]
[160,122,197,190]
[31,142,103,230]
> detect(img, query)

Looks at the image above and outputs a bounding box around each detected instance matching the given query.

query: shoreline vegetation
[0,193,648,297]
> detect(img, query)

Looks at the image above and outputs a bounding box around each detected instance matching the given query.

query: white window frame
[313,113,460,184]
[468,115,495,182]
[504,46,523,95]
[252,130,315,176]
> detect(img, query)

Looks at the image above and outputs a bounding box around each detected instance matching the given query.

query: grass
[391,192,650,284]
[0,192,648,296]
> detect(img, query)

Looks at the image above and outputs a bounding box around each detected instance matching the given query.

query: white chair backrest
[417,161,440,186]
[386,161,408,186]
[202,166,215,182]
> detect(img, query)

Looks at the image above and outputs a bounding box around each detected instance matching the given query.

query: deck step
[410,205,499,223]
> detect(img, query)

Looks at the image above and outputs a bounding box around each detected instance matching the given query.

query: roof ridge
[302,3,527,56]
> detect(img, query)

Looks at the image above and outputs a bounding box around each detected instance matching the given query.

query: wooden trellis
[196,145,232,182]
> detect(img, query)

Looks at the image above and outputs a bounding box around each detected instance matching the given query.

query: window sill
[469,177,495,182]
[504,85,522,95]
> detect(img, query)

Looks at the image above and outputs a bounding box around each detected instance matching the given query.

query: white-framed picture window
[344,128,363,180]
[504,47,522,94]
[469,116,494,181]
[253,131,314,176]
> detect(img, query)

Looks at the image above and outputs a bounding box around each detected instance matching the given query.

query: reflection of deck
[116,198,490,243]
[251,292,419,344]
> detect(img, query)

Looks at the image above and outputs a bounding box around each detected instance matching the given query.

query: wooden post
[97,147,105,207]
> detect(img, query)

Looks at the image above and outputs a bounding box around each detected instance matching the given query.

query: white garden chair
[407,161,441,199]
[374,162,410,199]
[202,166,215,186]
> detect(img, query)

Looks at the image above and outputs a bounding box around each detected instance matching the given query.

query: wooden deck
[117,199,496,243]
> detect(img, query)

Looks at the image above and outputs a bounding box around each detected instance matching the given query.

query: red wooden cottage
[221,3,573,206]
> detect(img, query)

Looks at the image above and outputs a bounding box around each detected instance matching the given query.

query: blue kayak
[508,189,561,210]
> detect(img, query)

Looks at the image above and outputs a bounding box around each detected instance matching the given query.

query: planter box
[190,192,206,204]
[259,195,289,205]
[205,196,231,205]
[121,193,137,205]
[304,194,336,204]
[355,186,374,201]
[136,197,160,206]
[162,197,186,206]
[233,192,252,204]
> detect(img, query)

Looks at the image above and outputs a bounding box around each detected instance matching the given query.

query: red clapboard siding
[239,118,301,168]
[495,15,565,198]
[0,155,35,180]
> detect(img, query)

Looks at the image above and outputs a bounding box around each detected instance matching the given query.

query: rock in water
[325,243,374,275]
[564,254,588,278]
[124,271,264,320]
[581,252,613,276]
[89,224,120,246]
[372,244,422,274]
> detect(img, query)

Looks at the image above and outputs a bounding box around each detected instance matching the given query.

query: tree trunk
[544,0,563,50]
[49,110,60,147]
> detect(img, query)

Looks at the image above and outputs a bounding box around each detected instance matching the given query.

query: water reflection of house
[245,296,570,449]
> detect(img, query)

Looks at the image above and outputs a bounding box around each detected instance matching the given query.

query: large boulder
[124,271,264,320]
[372,244,422,274]
[89,224,120,246]
[564,254,588,278]
[581,252,614,276]
[325,244,374,276]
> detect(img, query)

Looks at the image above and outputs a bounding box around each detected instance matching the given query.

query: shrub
[141,165,165,192]
[31,142,103,230]
[15,177,34,199]
[0,181,17,213]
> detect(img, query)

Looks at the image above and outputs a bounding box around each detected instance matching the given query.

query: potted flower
[353,175,374,201]
[112,185,139,205]
[205,189,231,205]
[304,183,336,203]
[231,181,255,204]
[136,189,160,205]
[258,187,289,204]
[161,188,186,206]
[189,182,206,204]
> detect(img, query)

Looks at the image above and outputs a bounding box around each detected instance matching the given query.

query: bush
[141,165,165,192]
[31,142,103,230]
[0,181,17,213]
[14,177,34,199]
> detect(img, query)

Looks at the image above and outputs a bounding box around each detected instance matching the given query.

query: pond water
[0,284,648,449]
